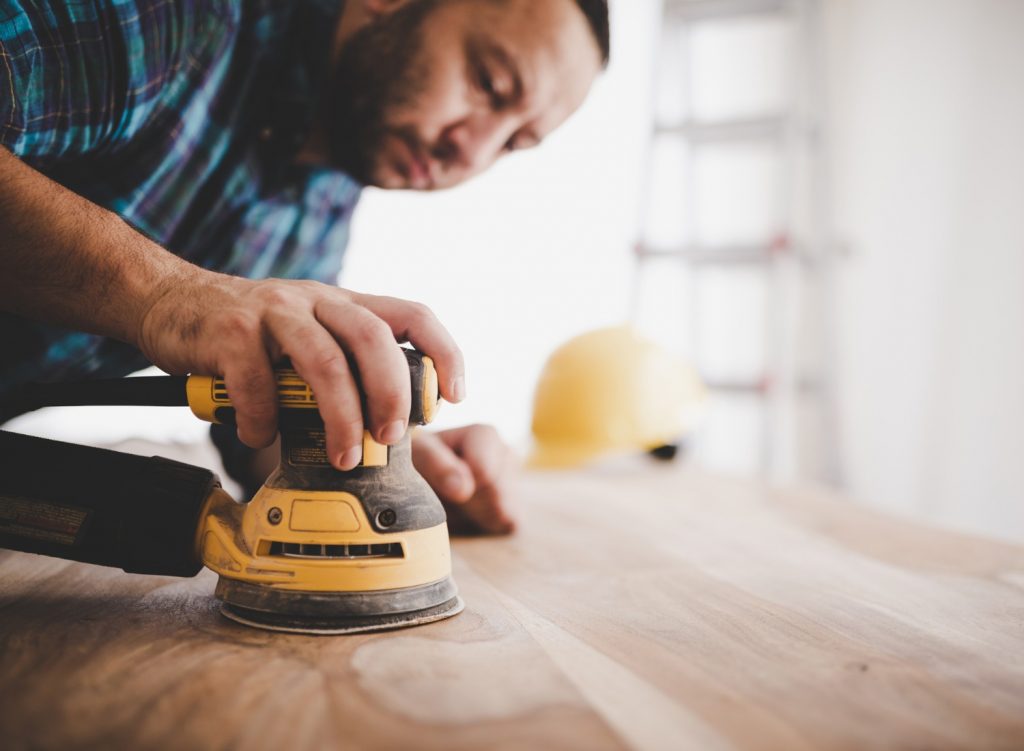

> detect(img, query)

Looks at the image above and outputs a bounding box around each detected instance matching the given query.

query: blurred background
[9,0,1024,541]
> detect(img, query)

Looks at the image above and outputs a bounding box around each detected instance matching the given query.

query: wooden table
[2,458,1023,750]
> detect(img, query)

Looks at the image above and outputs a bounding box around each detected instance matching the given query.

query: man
[0,0,609,533]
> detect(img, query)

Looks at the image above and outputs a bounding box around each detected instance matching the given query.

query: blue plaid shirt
[0,0,360,391]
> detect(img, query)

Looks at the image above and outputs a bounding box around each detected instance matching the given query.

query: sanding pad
[215,576,464,635]
[220,596,464,635]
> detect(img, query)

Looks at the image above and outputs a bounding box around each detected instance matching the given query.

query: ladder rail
[634,0,838,480]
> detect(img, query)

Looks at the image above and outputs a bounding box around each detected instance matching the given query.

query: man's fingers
[218,333,279,449]
[444,425,516,534]
[354,294,466,405]
[267,310,365,470]
[442,424,510,490]
[315,299,411,446]
[153,279,463,463]
[412,431,475,503]
[443,480,516,536]
[415,426,517,535]
[464,487,517,535]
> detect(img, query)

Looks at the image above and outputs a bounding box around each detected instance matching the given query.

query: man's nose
[435,114,509,175]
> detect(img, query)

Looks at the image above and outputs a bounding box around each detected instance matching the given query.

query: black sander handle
[0,376,188,423]
[0,431,215,577]
[0,349,439,428]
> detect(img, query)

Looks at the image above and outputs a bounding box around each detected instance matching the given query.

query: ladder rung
[664,0,792,22]
[705,378,769,394]
[655,116,789,143]
[704,377,823,395]
[636,242,812,266]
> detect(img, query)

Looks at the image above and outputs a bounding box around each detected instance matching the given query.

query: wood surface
[2,452,1023,751]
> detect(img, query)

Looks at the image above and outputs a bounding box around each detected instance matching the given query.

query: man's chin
[332,151,455,191]
[366,163,410,190]
[365,163,442,191]
[324,142,376,187]
[333,149,403,189]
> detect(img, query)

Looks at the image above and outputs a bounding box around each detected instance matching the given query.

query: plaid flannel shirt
[0,0,359,390]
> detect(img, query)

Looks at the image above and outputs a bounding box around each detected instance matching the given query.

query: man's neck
[295,0,368,166]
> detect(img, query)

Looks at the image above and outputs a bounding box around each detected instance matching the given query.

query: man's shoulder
[0,0,245,70]
[0,0,243,34]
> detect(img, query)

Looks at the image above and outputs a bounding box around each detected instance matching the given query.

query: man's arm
[0,148,187,345]
[0,148,466,469]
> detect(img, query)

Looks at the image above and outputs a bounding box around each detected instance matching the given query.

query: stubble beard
[325,1,439,185]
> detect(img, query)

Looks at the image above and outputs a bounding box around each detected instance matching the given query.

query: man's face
[327,0,603,190]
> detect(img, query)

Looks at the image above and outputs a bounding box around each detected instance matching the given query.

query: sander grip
[0,431,216,576]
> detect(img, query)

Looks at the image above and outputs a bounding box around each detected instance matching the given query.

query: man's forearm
[0,149,466,470]
[0,147,203,347]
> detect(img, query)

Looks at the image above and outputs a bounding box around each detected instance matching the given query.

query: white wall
[825,0,1024,540]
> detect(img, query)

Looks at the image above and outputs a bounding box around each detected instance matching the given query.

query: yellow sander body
[0,350,463,635]
[186,354,463,634]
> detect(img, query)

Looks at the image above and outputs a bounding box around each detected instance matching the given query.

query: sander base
[215,576,464,635]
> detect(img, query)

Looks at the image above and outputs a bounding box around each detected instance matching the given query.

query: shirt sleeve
[2,2,114,158]
[0,0,225,161]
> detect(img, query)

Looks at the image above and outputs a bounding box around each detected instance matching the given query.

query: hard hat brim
[526,441,609,470]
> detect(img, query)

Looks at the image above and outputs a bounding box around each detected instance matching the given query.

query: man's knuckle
[334,414,364,437]
[217,309,259,338]
[315,287,353,309]
[472,423,501,443]
[231,364,271,392]
[257,281,296,308]
[313,352,349,377]
[349,311,392,346]
[301,356,351,392]
[406,301,437,327]
[475,462,500,488]
[432,338,462,364]
[375,384,409,414]
[234,388,277,420]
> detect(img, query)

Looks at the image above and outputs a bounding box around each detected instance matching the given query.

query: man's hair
[574,0,610,66]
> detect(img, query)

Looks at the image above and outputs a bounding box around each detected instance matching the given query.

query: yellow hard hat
[529,326,706,468]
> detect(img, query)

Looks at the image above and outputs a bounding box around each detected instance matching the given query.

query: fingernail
[338,446,362,470]
[381,420,406,444]
[443,470,471,499]
[451,376,466,402]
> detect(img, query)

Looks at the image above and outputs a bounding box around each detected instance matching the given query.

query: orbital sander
[0,349,464,634]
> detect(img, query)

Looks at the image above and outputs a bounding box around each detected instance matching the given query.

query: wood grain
[1,453,1023,751]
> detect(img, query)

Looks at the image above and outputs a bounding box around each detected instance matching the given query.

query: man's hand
[138,275,465,470]
[412,425,517,535]
[0,150,464,472]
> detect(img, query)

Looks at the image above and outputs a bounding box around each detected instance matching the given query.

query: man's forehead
[460,0,598,62]
[459,0,602,131]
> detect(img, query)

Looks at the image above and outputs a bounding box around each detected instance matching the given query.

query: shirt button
[259,127,273,142]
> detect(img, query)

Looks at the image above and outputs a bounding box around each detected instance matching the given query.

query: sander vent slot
[268,541,404,560]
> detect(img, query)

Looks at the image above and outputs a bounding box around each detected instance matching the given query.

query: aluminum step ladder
[632,0,840,481]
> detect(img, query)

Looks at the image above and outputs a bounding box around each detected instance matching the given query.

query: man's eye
[479,69,495,96]
[504,133,539,153]
[478,69,508,109]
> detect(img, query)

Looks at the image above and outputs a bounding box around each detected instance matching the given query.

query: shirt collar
[258,1,343,163]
